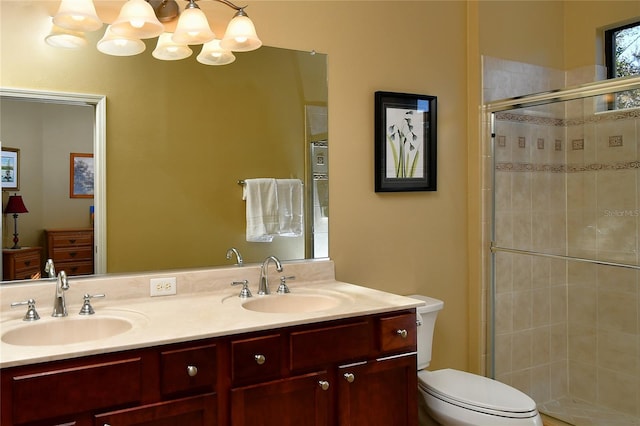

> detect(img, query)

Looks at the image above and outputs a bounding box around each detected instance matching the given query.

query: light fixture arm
[212,0,248,12]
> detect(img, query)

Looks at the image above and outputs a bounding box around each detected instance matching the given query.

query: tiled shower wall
[485,57,640,417]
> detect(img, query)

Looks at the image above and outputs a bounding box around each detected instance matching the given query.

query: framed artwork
[1,148,20,191]
[70,153,94,198]
[374,91,437,192]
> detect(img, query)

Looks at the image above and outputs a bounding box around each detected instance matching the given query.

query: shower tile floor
[540,398,640,426]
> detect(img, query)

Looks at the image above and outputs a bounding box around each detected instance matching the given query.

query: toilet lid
[418,369,538,418]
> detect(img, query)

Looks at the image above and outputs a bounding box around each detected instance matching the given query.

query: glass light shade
[97,25,146,56]
[110,0,164,39]
[172,6,215,45]
[53,0,102,32]
[152,33,192,61]
[220,12,261,52]
[197,39,235,66]
[45,24,88,49]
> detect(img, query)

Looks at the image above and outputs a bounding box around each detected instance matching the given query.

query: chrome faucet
[258,256,283,295]
[44,258,56,278]
[226,247,244,266]
[52,271,69,317]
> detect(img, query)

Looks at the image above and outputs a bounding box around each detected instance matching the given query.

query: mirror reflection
[1,39,327,283]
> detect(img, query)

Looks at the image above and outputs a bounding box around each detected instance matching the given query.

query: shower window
[604,20,640,109]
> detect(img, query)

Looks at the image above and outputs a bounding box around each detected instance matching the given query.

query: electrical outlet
[150,277,177,297]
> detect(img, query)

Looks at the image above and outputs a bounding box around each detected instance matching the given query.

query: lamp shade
[110,0,164,39]
[53,0,102,32]
[172,2,215,45]
[153,32,193,60]
[97,25,146,56]
[45,23,88,49]
[220,10,261,52]
[5,195,28,214]
[197,39,235,65]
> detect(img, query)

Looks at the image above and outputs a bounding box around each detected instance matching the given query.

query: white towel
[276,179,303,237]
[244,178,278,242]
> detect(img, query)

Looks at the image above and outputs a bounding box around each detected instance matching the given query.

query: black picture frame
[375,91,437,192]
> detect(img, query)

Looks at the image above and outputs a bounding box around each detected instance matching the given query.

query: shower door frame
[482,75,640,379]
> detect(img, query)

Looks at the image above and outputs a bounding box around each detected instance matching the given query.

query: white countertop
[0,260,423,368]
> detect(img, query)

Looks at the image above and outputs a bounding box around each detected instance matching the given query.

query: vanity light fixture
[47,0,262,66]
[4,194,29,250]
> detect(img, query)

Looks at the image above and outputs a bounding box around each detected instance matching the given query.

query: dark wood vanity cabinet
[228,311,418,426]
[0,341,218,426]
[1,310,417,426]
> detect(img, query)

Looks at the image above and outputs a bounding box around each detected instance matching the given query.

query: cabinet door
[337,354,417,426]
[231,371,331,426]
[94,393,216,426]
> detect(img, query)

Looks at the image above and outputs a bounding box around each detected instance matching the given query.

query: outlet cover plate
[150,277,177,297]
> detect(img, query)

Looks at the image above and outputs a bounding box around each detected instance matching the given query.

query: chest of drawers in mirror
[46,228,94,276]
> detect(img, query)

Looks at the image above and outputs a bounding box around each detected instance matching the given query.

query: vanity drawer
[377,312,417,354]
[290,320,371,371]
[231,334,282,385]
[160,343,217,396]
[10,357,142,425]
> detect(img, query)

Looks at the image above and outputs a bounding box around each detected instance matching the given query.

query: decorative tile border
[496,160,640,173]
[495,108,640,127]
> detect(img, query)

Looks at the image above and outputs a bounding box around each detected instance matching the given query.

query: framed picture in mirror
[70,153,94,198]
[374,91,437,192]
[1,147,20,191]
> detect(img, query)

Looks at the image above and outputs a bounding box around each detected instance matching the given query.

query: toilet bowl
[410,295,543,426]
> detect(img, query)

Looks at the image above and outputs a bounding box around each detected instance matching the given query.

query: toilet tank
[408,295,444,370]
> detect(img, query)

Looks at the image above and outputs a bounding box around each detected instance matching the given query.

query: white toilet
[411,295,543,426]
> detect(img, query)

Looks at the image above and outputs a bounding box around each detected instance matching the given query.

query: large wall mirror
[0,1,328,283]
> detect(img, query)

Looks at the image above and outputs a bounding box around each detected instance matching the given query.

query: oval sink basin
[242,294,341,313]
[2,316,133,346]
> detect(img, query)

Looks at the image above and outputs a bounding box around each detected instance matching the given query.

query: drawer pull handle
[187,365,198,377]
[69,239,77,244]
[254,354,266,365]
[69,252,78,257]
[318,380,330,391]
[24,260,31,266]
[343,372,355,383]
[397,329,408,339]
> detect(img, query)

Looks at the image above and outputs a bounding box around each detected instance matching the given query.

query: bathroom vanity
[0,260,421,426]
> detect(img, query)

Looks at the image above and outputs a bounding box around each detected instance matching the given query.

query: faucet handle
[231,280,252,298]
[277,275,295,294]
[11,299,40,321]
[79,293,105,315]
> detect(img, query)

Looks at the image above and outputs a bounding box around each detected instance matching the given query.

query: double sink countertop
[0,259,423,368]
